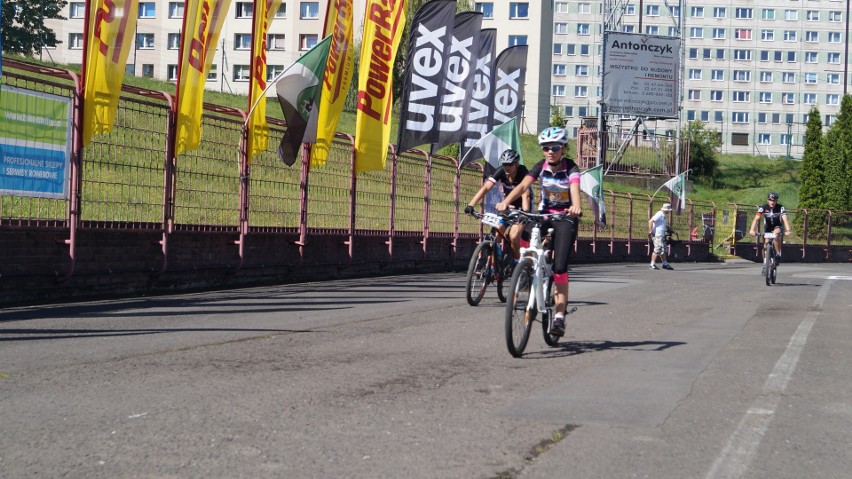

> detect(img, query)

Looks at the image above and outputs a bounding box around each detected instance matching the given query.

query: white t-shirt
[651,211,667,237]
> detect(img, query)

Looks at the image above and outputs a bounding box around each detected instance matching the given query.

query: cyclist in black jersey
[465,149,531,260]
[494,127,582,337]
[749,192,791,264]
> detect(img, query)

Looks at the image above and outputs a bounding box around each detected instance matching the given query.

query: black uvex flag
[459,28,496,159]
[431,11,482,152]
[491,45,528,131]
[396,0,456,153]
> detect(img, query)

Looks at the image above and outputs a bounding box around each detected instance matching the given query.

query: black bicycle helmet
[768,192,779,201]
[499,149,521,165]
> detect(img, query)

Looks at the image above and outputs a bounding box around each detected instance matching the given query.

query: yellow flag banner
[246,0,283,164]
[82,0,139,146]
[354,0,407,172]
[175,0,232,156]
[310,0,355,168]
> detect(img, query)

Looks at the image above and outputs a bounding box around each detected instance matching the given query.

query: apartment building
[551,0,850,158]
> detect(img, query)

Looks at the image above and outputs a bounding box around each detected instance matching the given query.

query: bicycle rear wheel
[541,276,560,346]
[770,258,777,284]
[466,242,493,306]
[505,258,535,357]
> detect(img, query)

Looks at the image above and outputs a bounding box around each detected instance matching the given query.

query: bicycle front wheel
[765,247,772,286]
[505,257,535,358]
[770,259,777,284]
[466,241,493,306]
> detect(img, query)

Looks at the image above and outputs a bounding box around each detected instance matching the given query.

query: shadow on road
[523,339,686,359]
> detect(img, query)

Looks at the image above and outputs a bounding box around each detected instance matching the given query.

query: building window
[760,71,773,83]
[580,44,590,55]
[555,2,569,13]
[233,65,251,82]
[784,31,797,42]
[509,35,527,46]
[553,64,566,75]
[710,90,723,101]
[827,73,840,84]
[804,52,818,63]
[267,65,285,81]
[578,3,591,14]
[625,4,635,15]
[828,32,842,43]
[647,5,660,16]
[138,2,155,18]
[732,91,750,103]
[622,25,635,33]
[475,2,493,18]
[807,10,819,21]
[267,34,285,51]
[300,2,319,19]
[716,49,725,60]
[713,28,726,40]
[235,2,252,18]
[762,9,775,20]
[69,2,85,18]
[68,33,83,49]
[774,51,783,62]
[735,29,752,40]
[688,89,701,101]
[761,30,774,41]
[803,93,817,105]
[564,105,573,117]
[645,25,658,35]
[687,110,696,121]
[733,50,751,61]
[300,34,318,50]
[168,33,180,50]
[758,134,771,145]
[759,92,772,103]
[703,48,712,60]
[553,43,563,55]
[787,51,796,63]
[827,94,840,105]
[510,2,529,19]
[829,11,842,22]
[700,111,709,122]
[566,44,576,55]
[735,8,753,20]
[552,85,566,96]
[577,24,590,35]
[142,64,154,78]
[275,3,286,17]
[828,52,841,64]
[554,23,568,34]
[690,6,703,17]
[574,86,588,97]
[711,69,724,81]
[732,112,749,123]
[689,48,698,60]
[690,27,703,39]
[715,111,724,123]
[688,69,702,80]
[825,116,836,127]
[136,33,154,49]
[784,9,798,21]
[234,34,251,50]
[780,134,792,146]
[574,65,588,76]
[668,26,678,36]
[782,72,795,83]
[782,92,795,104]
[207,64,217,81]
[168,2,184,19]
[167,64,178,81]
[732,133,749,146]
[713,7,726,18]
[733,70,750,82]
[760,51,769,62]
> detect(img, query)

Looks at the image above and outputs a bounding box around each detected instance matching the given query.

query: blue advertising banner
[0,87,73,199]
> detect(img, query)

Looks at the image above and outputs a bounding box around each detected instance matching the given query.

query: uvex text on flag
[246,0,284,164]
[460,28,496,158]
[580,164,607,226]
[310,0,355,168]
[175,0,232,157]
[432,11,482,152]
[458,117,520,171]
[275,35,332,166]
[396,0,456,153]
[492,45,528,126]
[662,171,687,211]
[82,0,139,146]
[354,0,407,173]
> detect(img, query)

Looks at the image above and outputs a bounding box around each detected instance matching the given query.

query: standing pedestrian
[648,203,674,270]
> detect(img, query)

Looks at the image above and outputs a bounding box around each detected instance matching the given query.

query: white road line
[705,279,832,479]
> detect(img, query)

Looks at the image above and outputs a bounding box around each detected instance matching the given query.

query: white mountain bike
[504,211,577,358]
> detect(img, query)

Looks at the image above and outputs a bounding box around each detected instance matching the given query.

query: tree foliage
[550,105,567,127]
[823,95,852,211]
[1,0,67,56]
[796,107,827,237]
[683,121,720,185]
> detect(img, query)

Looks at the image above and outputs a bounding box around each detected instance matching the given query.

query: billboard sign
[602,32,679,118]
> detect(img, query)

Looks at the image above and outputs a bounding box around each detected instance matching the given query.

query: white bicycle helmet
[499,149,521,164]
[538,126,569,145]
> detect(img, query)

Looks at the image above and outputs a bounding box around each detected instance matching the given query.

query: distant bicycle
[465,211,519,306]
[760,232,781,286]
[504,210,576,357]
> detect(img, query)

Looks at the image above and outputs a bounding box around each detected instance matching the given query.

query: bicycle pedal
[565,306,578,315]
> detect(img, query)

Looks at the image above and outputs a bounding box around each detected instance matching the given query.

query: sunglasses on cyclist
[541,145,562,152]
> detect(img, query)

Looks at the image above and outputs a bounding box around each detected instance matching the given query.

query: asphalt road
[1,260,850,478]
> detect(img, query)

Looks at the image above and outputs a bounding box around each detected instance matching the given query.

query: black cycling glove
[464,205,474,215]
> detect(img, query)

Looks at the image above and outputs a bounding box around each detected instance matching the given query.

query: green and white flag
[458,117,522,171]
[662,171,687,212]
[580,164,606,226]
[276,35,332,166]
